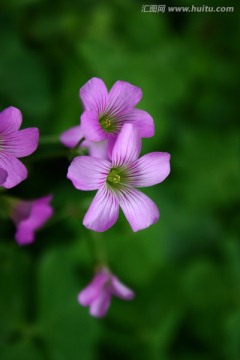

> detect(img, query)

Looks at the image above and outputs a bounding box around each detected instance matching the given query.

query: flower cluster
[0,107,39,189]
[65,78,171,233]
[61,77,171,317]
[0,77,171,319]
[10,195,53,246]
[78,266,134,318]
[0,107,53,244]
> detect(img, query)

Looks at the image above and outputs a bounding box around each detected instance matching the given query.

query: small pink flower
[68,123,170,232]
[60,124,108,159]
[0,107,39,188]
[78,267,134,318]
[11,195,53,245]
[80,77,155,154]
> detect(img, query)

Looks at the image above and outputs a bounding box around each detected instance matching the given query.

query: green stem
[39,135,85,149]
[69,137,86,158]
[39,135,61,145]
[0,194,17,218]
[73,137,85,150]
[88,231,107,268]
[31,136,87,162]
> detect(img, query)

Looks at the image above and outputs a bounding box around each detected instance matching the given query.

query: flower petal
[89,289,112,318]
[80,77,108,114]
[87,140,108,159]
[33,195,53,207]
[11,201,32,223]
[129,152,171,187]
[0,168,8,185]
[60,125,83,148]
[110,276,135,300]
[28,203,53,229]
[78,272,109,306]
[83,186,119,232]
[15,200,53,245]
[118,187,159,232]
[107,80,142,117]
[111,123,141,166]
[3,128,39,157]
[0,107,22,134]
[106,134,117,160]
[15,227,34,245]
[124,109,155,138]
[0,152,27,188]
[81,110,106,142]
[67,156,110,191]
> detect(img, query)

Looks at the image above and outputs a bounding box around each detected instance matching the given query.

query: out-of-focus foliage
[0,0,239,359]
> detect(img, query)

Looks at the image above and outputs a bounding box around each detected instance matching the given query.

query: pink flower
[67,123,170,232]
[11,195,53,245]
[80,77,154,153]
[60,124,108,159]
[78,267,134,318]
[0,107,39,188]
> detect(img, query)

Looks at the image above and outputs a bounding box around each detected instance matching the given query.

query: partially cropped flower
[0,106,39,188]
[80,77,154,153]
[78,267,134,318]
[10,195,53,245]
[68,123,170,232]
[60,124,108,159]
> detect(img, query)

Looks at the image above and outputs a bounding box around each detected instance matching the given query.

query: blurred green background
[0,0,239,359]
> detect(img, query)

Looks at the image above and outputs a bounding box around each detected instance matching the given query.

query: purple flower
[78,267,134,318]
[80,77,155,153]
[60,124,108,159]
[0,106,39,188]
[67,123,170,232]
[11,195,53,245]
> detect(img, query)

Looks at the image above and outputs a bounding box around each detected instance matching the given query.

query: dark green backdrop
[0,0,239,359]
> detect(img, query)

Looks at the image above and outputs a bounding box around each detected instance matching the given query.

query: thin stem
[88,231,107,268]
[72,137,85,151]
[39,135,61,145]
[0,194,16,218]
[39,135,85,149]
[27,135,87,162]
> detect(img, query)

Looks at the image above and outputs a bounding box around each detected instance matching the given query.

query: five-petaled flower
[10,195,53,245]
[0,107,39,188]
[80,77,155,155]
[60,124,108,159]
[68,123,170,232]
[78,267,134,318]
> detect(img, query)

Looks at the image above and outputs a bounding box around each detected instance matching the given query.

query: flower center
[107,169,121,184]
[104,118,111,129]
[99,114,116,133]
[106,167,130,190]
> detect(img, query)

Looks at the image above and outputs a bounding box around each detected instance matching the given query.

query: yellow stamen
[108,174,120,184]
[104,118,111,128]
